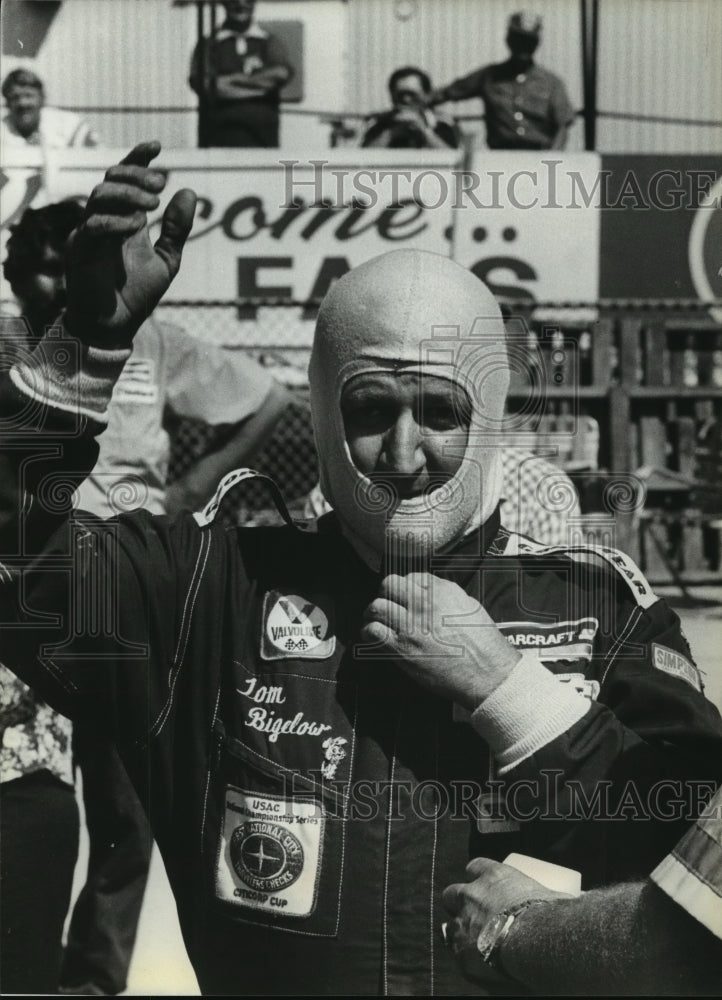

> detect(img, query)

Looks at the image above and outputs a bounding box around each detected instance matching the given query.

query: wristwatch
[475,898,548,973]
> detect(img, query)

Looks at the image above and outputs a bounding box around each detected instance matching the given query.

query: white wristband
[10,329,131,423]
[471,651,591,773]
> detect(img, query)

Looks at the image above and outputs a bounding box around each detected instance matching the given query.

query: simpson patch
[652,644,701,692]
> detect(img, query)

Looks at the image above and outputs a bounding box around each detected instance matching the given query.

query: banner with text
[2,149,719,329]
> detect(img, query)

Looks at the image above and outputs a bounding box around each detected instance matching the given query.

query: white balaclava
[308,249,509,568]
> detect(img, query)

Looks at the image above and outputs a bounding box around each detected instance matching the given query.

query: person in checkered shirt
[498,448,580,545]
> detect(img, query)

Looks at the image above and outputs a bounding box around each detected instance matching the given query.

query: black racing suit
[1,365,721,996]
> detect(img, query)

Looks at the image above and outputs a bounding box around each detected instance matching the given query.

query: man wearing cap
[1,143,721,995]
[429,12,574,150]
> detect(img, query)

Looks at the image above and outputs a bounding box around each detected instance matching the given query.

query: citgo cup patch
[652,644,701,692]
[216,787,324,917]
[261,591,336,660]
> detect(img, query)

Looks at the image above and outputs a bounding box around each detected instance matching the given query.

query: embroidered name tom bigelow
[216,788,325,917]
[245,706,332,743]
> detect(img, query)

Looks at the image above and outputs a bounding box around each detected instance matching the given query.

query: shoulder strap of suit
[193,467,315,533]
[501,531,658,610]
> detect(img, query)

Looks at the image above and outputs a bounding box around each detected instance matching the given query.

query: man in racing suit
[1,143,721,996]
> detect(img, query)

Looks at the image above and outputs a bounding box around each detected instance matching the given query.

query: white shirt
[1,105,99,149]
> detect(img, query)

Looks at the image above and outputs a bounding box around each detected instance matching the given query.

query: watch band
[476,898,549,973]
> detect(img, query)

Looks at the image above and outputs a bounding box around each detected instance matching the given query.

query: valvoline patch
[260,590,336,661]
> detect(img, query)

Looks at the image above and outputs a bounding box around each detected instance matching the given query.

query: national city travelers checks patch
[216,787,325,918]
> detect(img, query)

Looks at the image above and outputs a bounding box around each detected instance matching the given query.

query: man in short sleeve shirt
[430,11,574,150]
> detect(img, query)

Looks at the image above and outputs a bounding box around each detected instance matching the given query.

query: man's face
[391,74,427,110]
[341,372,470,500]
[506,30,539,62]
[223,0,255,30]
[10,247,66,332]
[6,84,43,137]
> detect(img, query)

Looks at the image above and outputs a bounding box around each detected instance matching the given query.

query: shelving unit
[503,309,722,579]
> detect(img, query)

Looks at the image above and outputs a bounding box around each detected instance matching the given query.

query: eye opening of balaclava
[308,248,509,569]
[339,368,473,491]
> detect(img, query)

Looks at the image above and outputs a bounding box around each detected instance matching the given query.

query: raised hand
[65,141,197,346]
[360,573,519,709]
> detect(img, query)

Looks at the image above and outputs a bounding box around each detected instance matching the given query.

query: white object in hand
[503,852,582,896]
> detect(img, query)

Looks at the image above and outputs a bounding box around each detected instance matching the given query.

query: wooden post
[592,317,614,389]
[619,317,643,387]
[643,321,668,386]
[609,383,637,557]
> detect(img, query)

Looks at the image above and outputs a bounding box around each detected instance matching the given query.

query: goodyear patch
[261,591,335,661]
[652,644,701,692]
[216,787,324,917]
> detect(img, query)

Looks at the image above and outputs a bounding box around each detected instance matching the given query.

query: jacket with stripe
[1,366,721,996]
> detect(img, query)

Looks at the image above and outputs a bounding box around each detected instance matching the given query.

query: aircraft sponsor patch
[261,591,335,660]
[498,618,599,662]
[216,787,324,917]
[651,644,701,692]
